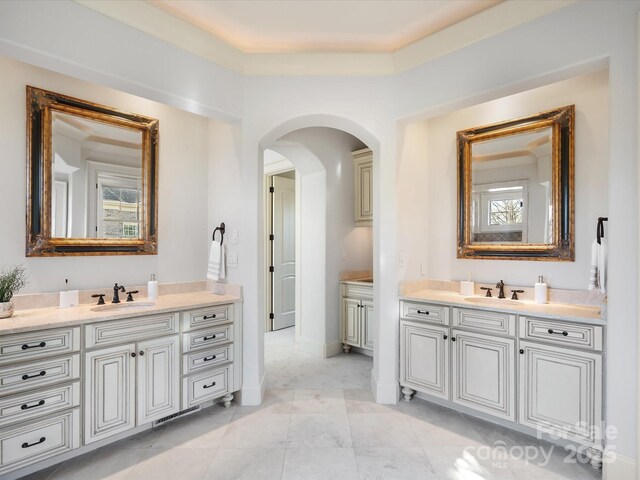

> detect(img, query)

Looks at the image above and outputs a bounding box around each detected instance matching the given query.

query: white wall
[0,55,212,293]
[398,69,610,289]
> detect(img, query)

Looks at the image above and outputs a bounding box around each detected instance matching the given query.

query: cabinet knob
[519,349,524,354]
[131,352,137,357]
[451,337,456,342]
[139,351,144,356]
[443,334,448,340]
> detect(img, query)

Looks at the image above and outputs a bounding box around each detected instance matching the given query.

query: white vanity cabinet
[399,299,604,467]
[84,314,181,444]
[341,282,373,354]
[353,148,373,226]
[0,327,81,476]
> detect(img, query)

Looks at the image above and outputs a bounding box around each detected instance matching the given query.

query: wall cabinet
[353,148,373,226]
[399,300,604,468]
[341,282,373,354]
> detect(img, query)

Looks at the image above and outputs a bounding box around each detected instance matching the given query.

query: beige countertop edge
[0,291,242,335]
[400,290,605,326]
[341,279,374,285]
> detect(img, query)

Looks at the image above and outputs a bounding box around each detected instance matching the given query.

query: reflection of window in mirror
[472,181,528,243]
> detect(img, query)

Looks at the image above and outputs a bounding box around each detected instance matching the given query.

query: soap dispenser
[535,275,547,304]
[148,274,158,301]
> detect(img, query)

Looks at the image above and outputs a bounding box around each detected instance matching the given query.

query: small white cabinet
[451,329,515,421]
[353,148,373,226]
[400,321,449,400]
[340,282,373,353]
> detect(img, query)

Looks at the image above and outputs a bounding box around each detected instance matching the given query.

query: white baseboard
[603,450,637,480]
[371,375,400,404]
[239,372,265,406]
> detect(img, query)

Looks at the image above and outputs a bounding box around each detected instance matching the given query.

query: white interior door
[271,175,296,330]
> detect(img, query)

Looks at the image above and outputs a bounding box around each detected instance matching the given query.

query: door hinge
[269,313,274,320]
[269,186,275,193]
[269,266,274,273]
[269,234,274,241]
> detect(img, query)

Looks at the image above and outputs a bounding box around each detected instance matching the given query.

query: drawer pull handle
[417,310,430,315]
[203,355,217,362]
[22,371,46,381]
[203,335,217,341]
[203,381,217,389]
[21,400,45,410]
[21,342,46,350]
[203,314,217,320]
[22,437,46,448]
[547,329,569,336]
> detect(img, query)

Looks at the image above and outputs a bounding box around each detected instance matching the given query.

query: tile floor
[21,327,601,480]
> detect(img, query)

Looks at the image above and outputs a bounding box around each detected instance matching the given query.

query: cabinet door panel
[452,330,514,421]
[363,300,374,350]
[400,321,449,399]
[342,298,361,347]
[84,344,135,444]
[518,341,602,444]
[137,336,180,425]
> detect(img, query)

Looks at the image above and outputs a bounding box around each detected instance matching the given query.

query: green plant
[0,265,28,303]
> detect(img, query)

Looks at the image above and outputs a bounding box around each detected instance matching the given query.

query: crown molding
[74,0,575,76]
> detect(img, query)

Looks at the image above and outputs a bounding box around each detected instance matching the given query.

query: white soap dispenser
[148,274,158,301]
[535,275,547,304]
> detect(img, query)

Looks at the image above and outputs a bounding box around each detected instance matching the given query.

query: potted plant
[0,265,28,319]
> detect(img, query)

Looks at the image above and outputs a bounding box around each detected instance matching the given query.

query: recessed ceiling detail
[148,0,501,53]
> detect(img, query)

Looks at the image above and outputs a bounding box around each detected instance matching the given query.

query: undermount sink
[464,297,522,307]
[90,302,156,312]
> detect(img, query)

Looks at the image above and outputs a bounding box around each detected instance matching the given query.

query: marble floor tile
[410,411,487,447]
[45,445,145,480]
[282,447,359,480]
[126,446,216,480]
[287,413,352,448]
[424,445,518,480]
[355,447,437,480]
[344,388,399,414]
[15,463,63,480]
[221,413,291,448]
[506,446,602,480]
[292,389,347,414]
[154,408,234,449]
[204,448,285,480]
[234,389,294,416]
[348,412,419,448]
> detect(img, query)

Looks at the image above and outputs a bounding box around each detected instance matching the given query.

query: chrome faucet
[112,283,125,304]
[496,280,506,299]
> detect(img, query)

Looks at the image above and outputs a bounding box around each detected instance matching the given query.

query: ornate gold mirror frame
[26,86,159,256]
[457,105,574,261]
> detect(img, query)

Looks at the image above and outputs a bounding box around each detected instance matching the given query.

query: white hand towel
[207,240,225,281]
[589,240,598,291]
[597,237,607,294]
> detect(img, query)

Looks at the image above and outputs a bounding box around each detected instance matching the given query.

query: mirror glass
[51,112,143,239]
[470,127,552,245]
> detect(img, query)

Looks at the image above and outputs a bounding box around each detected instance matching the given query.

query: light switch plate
[227,252,238,267]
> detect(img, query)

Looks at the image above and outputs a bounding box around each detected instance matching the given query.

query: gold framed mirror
[457,105,574,261]
[26,86,159,256]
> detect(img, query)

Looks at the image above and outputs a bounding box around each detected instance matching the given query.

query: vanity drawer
[0,409,80,474]
[85,313,179,348]
[0,382,80,428]
[453,308,516,336]
[0,328,79,366]
[182,345,233,375]
[401,301,449,325]
[183,324,233,353]
[519,317,603,351]
[181,304,233,332]
[0,354,80,396]
[182,365,232,409]
[342,283,373,299]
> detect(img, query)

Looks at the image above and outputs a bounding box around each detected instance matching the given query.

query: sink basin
[91,302,155,312]
[464,297,522,307]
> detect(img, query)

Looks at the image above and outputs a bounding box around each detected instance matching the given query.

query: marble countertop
[0,291,242,335]
[341,279,374,286]
[400,289,604,325]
